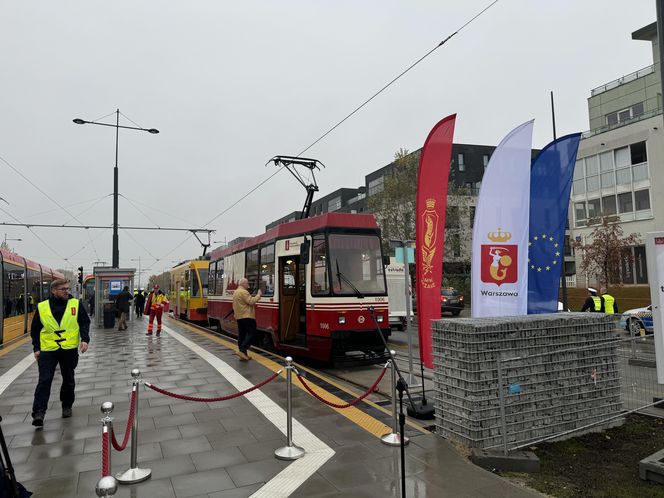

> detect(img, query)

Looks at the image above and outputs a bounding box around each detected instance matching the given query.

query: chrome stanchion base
[274,445,305,460]
[381,432,409,447]
[115,467,152,484]
[95,476,118,497]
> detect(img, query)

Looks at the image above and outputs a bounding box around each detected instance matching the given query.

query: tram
[207,212,390,363]
[0,249,64,344]
[169,258,209,322]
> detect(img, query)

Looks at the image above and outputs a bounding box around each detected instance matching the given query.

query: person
[115,285,133,331]
[134,288,145,318]
[600,287,618,314]
[581,287,602,312]
[88,290,95,317]
[144,285,168,335]
[232,277,262,360]
[30,278,90,427]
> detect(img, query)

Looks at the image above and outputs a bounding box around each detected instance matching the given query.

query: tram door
[279,256,306,345]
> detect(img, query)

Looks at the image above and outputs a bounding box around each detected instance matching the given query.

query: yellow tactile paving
[0,335,30,357]
[170,317,428,437]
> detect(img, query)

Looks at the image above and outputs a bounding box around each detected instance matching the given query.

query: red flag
[416,114,456,368]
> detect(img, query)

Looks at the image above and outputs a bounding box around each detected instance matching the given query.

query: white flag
[471,120,534,317]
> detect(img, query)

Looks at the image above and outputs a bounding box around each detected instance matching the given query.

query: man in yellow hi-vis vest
[30,279,90,427]
[580,287,603,312]
[600,287,618,314]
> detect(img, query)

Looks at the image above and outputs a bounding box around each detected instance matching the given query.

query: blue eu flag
[527,133,581,314]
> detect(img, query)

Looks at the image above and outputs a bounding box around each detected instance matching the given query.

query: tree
[573,216,641,287]
[367,148,419,251]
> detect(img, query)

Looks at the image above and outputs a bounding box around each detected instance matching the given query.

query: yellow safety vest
[38,299,80,351]
[602,294,615,314]
[591,296,602,312]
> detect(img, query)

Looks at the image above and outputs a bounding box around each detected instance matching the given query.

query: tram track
[166,315,432,433]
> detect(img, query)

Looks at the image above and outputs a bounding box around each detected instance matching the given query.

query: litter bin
[103,302,115,329]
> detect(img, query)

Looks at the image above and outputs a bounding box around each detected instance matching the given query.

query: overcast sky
[0,0,657,279]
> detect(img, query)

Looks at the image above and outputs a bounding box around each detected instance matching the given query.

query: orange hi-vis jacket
[144,291,168,314]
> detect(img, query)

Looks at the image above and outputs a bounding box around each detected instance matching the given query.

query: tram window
[27,268,40,312]
[199,268,209,297]
[208,262,217,295]
[246,248,259,293]
[190,270,200,297]
[311,234,329,295]
[3,264,25,317]
[217,259,225,294]
[259,245,275,296]
[329,234,386,295]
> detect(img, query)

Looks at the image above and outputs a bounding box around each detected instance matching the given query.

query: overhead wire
[0,206,67,262]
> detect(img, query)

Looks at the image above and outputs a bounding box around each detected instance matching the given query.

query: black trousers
[32,348,79,416]
[237,318,257,353]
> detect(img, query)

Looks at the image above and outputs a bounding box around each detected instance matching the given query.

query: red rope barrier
[145,371,281,402]
[295,366,387,409]
[111,389,137,451]
[101,427,110,476]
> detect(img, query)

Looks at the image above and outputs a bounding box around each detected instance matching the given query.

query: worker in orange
[144,285,168,336]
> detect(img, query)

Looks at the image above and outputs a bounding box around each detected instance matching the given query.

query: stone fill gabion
[432,313,622,449]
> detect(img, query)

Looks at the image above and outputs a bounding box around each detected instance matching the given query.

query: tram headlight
[338,315,346,324]
[376,315,384,323]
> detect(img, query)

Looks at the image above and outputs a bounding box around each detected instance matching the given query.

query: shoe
[156,331,161,336]
[32,412,44,427]
[235,351,248,361]
[146,332,152,336]
[244,351,252,360]
[62,407,72,418]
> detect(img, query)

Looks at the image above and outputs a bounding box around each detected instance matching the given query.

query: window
[3,262,25,318]
[616,168,631,185]
[587,198,601,220]
[614,147,630,168]
[586,175,599,192]
[634,189,650,211]
[574,202,586,226]
[451,233,461,257]
[327,196,342,212]
[585,155,599,176]
[618,192,633,213]
[208,261,217,295]
[470,206,476,228]
[259,244,275,296]
[601,195,617,216]
[245,248,259,293]
[606,103,645,126]
[564,235,573,257]
[573,160,584,180]
[311,234,329,295]
[328,234,386,295]
[458,153,465,172]
[600,171,615,188]
[573,179,585,195]
[26,268,39,312]
[368,177,384,196]
[633,163,649,181]
[599,151,613,172]
[483,154,489,168]
[631,141,647,164]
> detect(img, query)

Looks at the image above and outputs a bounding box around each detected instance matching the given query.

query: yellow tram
[169,258,209,322]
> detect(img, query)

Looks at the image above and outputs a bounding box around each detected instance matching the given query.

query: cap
[588,287,597,293]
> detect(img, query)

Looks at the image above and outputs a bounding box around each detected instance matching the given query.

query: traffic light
[78,266,84,285]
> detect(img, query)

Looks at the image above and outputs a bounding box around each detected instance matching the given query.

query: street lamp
[73,109,159,268]
[3,234,22,251]
[130,257,142,289]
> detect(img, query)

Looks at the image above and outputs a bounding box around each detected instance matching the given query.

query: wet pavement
[0,314,543,497]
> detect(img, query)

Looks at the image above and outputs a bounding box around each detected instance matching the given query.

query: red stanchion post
[275,357,305,460]
[116,368,152,484]
[96,402,118,497]
[381,351,409,447]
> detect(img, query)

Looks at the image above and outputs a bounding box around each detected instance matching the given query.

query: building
[570,22,661,287]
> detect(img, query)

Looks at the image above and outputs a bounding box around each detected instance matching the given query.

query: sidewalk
[0,314,542,497]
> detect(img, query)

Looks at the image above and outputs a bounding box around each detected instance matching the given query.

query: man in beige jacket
[232,278,262,360]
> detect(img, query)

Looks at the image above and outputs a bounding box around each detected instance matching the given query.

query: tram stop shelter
[92,266,135,328]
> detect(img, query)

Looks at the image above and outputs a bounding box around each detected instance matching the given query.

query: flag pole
[551,91,569,311]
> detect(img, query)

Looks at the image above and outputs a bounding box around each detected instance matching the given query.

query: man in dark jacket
[115,286,133,331]
[30,279,90,426]
[134,289,145,318]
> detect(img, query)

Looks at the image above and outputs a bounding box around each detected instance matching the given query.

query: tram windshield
[327,234,386,296]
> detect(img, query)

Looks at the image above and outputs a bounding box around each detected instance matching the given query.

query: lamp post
[130,258,142,289]
[3,234,22,250]
[73,110,158,268]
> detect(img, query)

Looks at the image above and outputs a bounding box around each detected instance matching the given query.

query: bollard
[95,475,118,497]
[116,368,152,484]
[381,351,409,447]
[275,357,305,460]
[101,402,115,474]
[496,353,509,456]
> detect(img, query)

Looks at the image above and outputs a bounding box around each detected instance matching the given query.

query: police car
[619,305,653,334]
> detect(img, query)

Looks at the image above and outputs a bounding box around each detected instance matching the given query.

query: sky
[0,0,657,280]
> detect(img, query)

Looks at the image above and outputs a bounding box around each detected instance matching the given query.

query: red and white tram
[207,213,390,362]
